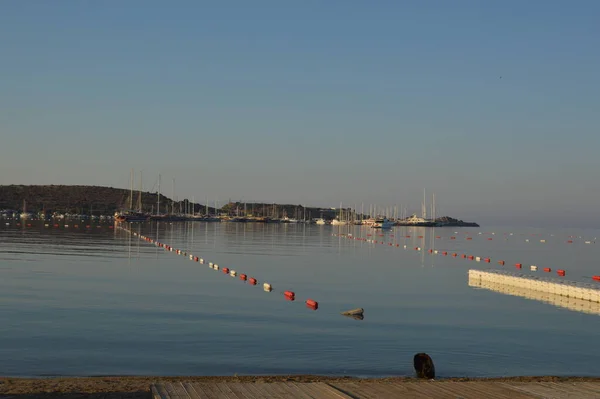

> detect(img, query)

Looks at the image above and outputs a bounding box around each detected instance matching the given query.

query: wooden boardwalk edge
[151,381,600,399]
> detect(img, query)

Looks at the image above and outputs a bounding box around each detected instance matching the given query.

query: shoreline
[3,375,600,398]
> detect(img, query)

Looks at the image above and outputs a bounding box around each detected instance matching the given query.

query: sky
[1,1,599,227]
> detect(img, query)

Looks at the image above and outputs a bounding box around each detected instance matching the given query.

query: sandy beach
[3,375,600,399]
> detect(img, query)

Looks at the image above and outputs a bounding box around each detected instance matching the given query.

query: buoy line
[332,232,599,283]
[117,225,320,311]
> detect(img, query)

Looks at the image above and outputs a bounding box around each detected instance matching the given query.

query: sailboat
[115,169,150,222]
[331,202,347,225]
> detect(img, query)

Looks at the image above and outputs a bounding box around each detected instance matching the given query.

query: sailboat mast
[157,174,161,215]
[129,168,134,210]
[138,171,143,211]
[172,178,175,215]
[422,188,427,219]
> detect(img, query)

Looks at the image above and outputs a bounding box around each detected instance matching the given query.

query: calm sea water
[2,220,600,378]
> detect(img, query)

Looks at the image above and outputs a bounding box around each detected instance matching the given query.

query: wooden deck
[151,381,600,398]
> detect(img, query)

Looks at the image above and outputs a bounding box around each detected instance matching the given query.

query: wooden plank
[225,383,255,399]
[152,384,169,399]
[311,382,355,399]
[506,381,599,399]
[237,383,273,399]
[182,382,205,399]
[163,383,191,399]
[266,383,301,398]
[281,382,314,399]
[335,382,396,399]
[193,383,225,399]
[214,383,244,399]
[254,383,288,399]
[296,382,353,399]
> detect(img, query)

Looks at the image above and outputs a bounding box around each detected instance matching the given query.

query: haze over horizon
[1,1,599,228]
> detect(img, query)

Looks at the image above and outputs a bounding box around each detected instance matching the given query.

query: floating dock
[469,270,600,310]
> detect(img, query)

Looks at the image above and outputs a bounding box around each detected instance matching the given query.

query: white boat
[315,218,326,225]
[372,218,394,229]
[331,201,347,225]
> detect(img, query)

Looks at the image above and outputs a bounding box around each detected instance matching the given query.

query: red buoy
[515,263,522,268]
[498,260,505,265]
[557,269,566,277]
[240,274,247,281]
[222,267,229,274]
[249,278,257,285]
[484,258,491,263]
[442,251,448,256]
[468,255,474,260]
[487,238,492,240]
[461,254,467,258]
[428,249,433,253]
[543,267,551,272]
[284,291,295,298]
[418,235,423,239]
[306,299,318,310]
[452,253,458,257]
[194,256,199,262]
[466,237,472,240]
[567,240,573,243]
[450,236,456,240]
[592,276,600,281]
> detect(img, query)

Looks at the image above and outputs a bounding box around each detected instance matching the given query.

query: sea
[1,220,600,378]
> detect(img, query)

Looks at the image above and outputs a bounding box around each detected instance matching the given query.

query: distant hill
[0,185,191,215]
[0,185,333,218]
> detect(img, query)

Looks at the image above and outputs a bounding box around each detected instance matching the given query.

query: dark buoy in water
[413,353,435,379]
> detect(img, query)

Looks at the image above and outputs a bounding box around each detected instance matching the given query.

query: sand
[2,375,600,398]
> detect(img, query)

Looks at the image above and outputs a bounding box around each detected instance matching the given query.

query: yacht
[315,218,326,225]
[372,218,394,229]
[398,214,437,227]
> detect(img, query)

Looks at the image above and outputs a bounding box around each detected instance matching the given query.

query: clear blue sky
[1,1,599,227]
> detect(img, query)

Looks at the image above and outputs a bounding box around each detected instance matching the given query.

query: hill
[0,185,193,215]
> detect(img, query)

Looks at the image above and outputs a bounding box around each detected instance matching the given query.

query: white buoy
[531,265,538,271]
[230,270,237,277]
[200,258,204,264]
[214,264,219,270]
[263,283,272,292]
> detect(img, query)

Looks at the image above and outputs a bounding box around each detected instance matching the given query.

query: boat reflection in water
[468,272,600,316]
